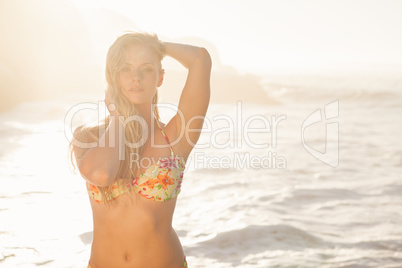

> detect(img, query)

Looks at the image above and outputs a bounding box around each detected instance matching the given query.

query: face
[118,44,163,106]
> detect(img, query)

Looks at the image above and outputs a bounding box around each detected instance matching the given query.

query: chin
[127,97,151,106]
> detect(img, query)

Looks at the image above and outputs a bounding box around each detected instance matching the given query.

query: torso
[87,119,188,268]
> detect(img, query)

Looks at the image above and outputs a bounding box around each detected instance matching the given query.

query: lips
[129,88,143,91]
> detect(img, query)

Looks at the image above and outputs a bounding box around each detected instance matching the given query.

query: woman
[70,32,211,268]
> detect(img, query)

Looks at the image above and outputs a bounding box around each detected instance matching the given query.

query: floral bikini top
[86,119,185,203]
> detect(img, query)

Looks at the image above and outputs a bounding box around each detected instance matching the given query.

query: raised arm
[164,42,212,154]
[72,115,122,187]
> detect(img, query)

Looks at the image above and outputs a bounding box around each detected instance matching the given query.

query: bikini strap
[154,117,175,158]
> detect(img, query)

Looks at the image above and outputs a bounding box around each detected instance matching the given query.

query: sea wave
[262,73,402,106]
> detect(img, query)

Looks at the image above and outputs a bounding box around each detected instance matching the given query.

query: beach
[1,72,401,267]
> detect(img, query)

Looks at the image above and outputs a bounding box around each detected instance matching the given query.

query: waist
[90,227,184,267]
[93,218,173,240]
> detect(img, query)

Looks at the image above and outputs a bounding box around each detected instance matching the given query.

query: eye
[142,68,153,72]
[121,67,131,72]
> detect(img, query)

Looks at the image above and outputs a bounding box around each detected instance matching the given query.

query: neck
[135,103,156,129]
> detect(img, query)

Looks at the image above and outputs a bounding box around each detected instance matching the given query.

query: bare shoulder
[71,125,100,161]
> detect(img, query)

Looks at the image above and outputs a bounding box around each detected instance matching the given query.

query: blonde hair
[69,31,166,203]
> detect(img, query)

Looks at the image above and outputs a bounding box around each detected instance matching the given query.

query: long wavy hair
[69,32,166,203]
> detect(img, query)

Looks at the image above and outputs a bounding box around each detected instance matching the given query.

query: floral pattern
[86,118,186,204]
[132,156,185,201]
[86,156,185,203]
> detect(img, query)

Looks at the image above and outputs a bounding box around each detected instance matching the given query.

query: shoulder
[70,123,103,160]
[73,124,103,144]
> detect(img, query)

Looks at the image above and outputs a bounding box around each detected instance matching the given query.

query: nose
[131,68,143,81]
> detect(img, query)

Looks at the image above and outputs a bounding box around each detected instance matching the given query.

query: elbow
[79,164,113,187]
[196,47,212,69]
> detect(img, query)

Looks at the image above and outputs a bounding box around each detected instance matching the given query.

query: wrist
[159,40,167,57]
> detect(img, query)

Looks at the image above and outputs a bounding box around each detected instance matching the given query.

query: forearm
[164,42,212,70]
[79,117,122,186]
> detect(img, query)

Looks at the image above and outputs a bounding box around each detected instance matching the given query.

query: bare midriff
[87,191,185,268]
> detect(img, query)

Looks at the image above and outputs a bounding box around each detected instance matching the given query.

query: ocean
[1,72,402,267]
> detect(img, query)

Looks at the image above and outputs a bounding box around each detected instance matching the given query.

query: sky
[69,0,402,74]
